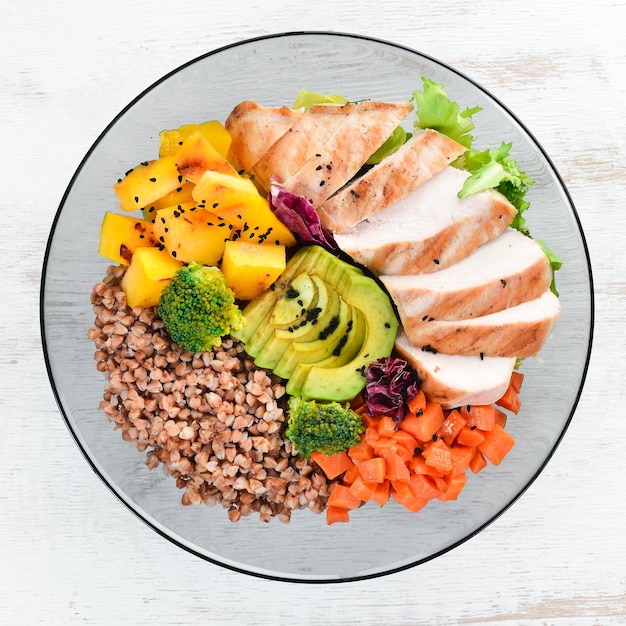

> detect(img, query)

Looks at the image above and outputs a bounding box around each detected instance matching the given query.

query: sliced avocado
[233,245,325,344]
[293,275,398,402]
[273,297,352,379]
[275,275,337,341]
[285,305,367,397]
[270,271,318,327]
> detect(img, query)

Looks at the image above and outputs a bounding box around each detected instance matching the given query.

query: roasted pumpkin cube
[141,182,195,222]
[153,203,233,265]
[120,246,183,308]
[113,156,182,212]
[192,170,262,214]
[230,196,297,248]
[221,240,286,301]
[159,120,231,159]
[98,212,157,265]
[175,130,238,184]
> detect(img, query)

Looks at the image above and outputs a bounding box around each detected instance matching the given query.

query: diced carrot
[327,483,363,509]
[342,462,361,485]
[407,389,426,415]
[436,409,467,446]
[348,438,374,463]
[469,449,488,474]
[392,481,429,512]
[371,479,390,506]
[326,506,350,525]
[400,401,445,442]
[421,438,454,474]
[439,473,467,501]
[372,436,395,456]
[478,423,515,465]
[496,384,521,414]
[456,426,486,448]
[510,371,524,394]
[348,476,376,502]
[377,415,398,438]
[383,450,411,482]
[409,455,442,477]
[391,429,419,454]
[408,473,442,500]
[360,412,380,429]
[364,426,380,447]
[310,450,353,480]
[447,444,475,478]
[495,408,507,428]
[357,456,387,483]
[460,405,498,431]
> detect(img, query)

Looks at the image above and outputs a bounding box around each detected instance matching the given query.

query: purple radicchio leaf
[268,177,338,252]
[365,356,419,423]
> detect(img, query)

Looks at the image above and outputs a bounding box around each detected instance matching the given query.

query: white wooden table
[2,0,624,623]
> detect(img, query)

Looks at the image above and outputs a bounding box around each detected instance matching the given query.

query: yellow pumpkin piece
[221,240,286,301]
[175,130,239,184]
[113,156,182,212]
[153,203,233,265]
[120,246,183,308]
[231,196,297,248]
[141,182,195,222]
[98,212,157,265]
[159,120,232,159]
[192,170,262,214]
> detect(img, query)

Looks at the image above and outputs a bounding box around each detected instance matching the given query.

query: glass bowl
[40,32,593,582]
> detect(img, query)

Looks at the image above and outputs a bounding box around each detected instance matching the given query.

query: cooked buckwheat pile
[88,264,334,523]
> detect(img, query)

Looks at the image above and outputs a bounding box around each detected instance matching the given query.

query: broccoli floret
[285,396,364,458]
[158,262,243,353]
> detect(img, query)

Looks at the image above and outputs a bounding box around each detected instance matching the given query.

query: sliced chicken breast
[395,330,516,409]
[251,102,357,190]
[381,228,552,327]
[403,289,561,358]
[333,166,517,276]
[225,101,304,172]
[317,129,465,233]
[281,101,413,208]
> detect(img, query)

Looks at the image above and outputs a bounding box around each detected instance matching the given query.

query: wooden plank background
[1,0,624,623]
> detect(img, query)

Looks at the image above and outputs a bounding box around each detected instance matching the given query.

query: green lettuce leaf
[458,142,533,235]
[536,240,563,297]
[412,77,482,148]
[292,88,348,110]
[366,126,412,165]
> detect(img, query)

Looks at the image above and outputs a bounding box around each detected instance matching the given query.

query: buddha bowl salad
[89,78,562,525]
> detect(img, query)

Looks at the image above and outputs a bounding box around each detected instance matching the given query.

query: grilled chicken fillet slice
[317,129,465,233]
[251,102,357,190]
[333,166,517,276]
[403,290,561,358]
[380,229,552,327]
[281,101,413,208]
[395,330,516,409]
[225,101,304,172]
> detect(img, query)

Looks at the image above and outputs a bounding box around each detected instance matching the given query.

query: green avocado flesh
[232,245,398,402]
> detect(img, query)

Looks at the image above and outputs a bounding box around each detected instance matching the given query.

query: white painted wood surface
[1,0,624,622]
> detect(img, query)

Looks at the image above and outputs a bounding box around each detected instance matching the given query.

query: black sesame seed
[319,180,325,187]
[384,322,391,328]
[315,165,323,171]
[433,259,440,265]
[171,251,177,258]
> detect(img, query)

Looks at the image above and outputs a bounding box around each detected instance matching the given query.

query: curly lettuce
[412,77,482,149]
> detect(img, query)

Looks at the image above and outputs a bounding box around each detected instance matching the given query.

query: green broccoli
[285,396,364,459]
[158,262,243,353]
